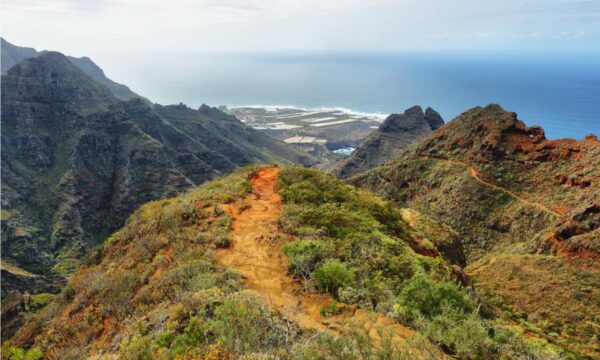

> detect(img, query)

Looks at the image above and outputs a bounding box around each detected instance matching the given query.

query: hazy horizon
[3,1,599,57]
[2,1,599,140]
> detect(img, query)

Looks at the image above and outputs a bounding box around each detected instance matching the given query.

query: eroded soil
[216,167,416,343]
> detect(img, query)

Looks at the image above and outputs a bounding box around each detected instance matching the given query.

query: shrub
[0,343,43,360]
[98,269,137,316]
[313,259,355,296]
[283,240,334,279]
[29,293,54,311]
[414,306,496,358]
[120,335,153,360]
[396,275,474,320]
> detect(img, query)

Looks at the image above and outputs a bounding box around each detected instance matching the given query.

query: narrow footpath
[426,157,563,217]
[215,167,417,345]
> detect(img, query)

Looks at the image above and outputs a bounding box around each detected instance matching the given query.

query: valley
[1,37,599,360]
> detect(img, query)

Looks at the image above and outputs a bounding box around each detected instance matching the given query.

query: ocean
[114,51,600,139]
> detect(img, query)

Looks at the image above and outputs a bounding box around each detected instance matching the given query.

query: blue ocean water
[118,51,600,139]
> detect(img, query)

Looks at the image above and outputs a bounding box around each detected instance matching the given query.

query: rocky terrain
[1,37,143,101]
[0,51,310,301]
[336,106,443,178]
[352,104,600,357]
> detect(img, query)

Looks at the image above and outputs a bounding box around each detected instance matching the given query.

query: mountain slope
[336,106,443,178]
[1,37,142,101]
[352,104,600,357]
[0,52,311,288]
[6,167,563,359]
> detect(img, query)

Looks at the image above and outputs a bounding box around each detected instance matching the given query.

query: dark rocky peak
[8,51,75,77]
[336,105,441,178]
[4,51,114,104]
[425,107,444,130]
[198,103,212,114]
[119,97,153,113]
[1,37,143,101]
[198,103,237,121]
[379,106,425,132]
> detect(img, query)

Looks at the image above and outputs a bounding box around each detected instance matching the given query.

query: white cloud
[1,0,598,57]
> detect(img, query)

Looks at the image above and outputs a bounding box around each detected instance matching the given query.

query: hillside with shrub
[3,166,573,359]
[352,104,600,358]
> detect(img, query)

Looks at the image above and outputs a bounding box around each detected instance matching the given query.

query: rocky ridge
[1,51,310,290]
[336,106,443,178]
[1,37,142,101]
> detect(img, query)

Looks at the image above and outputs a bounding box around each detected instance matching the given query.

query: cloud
[1,0,598,55]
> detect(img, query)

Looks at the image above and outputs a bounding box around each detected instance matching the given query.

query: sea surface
[114,51,600,139]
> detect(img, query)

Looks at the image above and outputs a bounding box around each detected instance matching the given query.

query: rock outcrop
[336,106,443,178]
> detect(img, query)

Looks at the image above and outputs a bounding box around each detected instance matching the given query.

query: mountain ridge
[1,51,311,289]
[1,37,144,101]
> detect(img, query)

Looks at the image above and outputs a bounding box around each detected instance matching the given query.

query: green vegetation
[6,166,587,359]
[7,167,263,358]
[395,275,474,319]
[6,166,436,359]
[314,259,355,296]
[471,254,600,358]
[28,293,54,311]
[277,168,456,310]
[320,301,343,317]
[1,343,43,360]
[277,168,570,359]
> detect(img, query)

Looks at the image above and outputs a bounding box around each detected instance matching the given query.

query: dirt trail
[216,167,416,342]
[428,157,562,217]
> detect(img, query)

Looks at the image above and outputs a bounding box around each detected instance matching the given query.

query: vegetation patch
[277,168,571,359]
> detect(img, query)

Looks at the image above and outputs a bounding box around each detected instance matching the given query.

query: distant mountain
[353,104,600,357]
[1,37,142,101]
[1,52,311,290]
[336,106,443,178]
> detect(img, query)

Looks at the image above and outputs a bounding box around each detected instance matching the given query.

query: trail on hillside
[426,157,562,217]
[215,167,416,344]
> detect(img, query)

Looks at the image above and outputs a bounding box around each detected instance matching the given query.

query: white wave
[229,104,388,120]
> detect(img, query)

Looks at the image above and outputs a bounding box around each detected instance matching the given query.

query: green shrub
[313,259,355,296]
[415,307,495,358]
[29,293,54,311]
[396,275,474,320]
[120,335,153,360]
[283,240,334,278]
[0,343,43,360]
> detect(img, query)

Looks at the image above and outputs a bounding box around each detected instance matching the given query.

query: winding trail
[215,167,417,344]
[426,157,562,217]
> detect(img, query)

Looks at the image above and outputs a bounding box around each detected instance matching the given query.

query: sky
[2,0,600,59]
